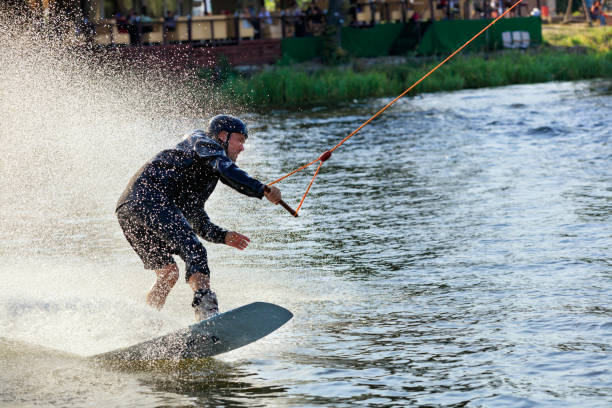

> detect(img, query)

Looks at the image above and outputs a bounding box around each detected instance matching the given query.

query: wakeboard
[93,302,292,361]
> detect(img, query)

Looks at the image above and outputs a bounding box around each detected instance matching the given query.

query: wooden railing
[92,15,303,46]
[89,2,418,46]
[86,1,532,47]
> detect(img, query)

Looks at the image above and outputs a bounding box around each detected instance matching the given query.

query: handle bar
[265,186,298,217]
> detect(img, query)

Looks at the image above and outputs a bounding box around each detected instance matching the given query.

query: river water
[0,25,611,405]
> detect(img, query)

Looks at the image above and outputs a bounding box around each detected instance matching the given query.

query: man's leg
[117,203,180,310]
[187,271,210,292]
[146,263,179,310]
[188,271,218,321]
[122,201,217,320]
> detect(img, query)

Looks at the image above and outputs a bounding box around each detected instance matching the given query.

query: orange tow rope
[269,0,524,216]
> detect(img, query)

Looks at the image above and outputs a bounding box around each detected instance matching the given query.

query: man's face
[226,132,246,162]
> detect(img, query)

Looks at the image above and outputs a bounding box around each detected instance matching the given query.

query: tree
[327,0,342,44]
[563,0,574,23]
[563,0,593,24]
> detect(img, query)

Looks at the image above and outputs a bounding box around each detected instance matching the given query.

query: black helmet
[207,115,248,151]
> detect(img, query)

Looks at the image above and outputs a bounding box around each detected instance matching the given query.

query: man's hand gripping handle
[264,185,298,217]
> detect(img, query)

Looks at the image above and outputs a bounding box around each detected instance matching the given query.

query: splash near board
[93,302,292,361]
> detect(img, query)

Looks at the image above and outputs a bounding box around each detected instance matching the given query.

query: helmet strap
[219,131,230,152]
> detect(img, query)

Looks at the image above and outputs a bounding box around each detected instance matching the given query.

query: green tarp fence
[341,23,405,57]
[416,17,542,55]
[281,23,405,62]
[281,17,542,63]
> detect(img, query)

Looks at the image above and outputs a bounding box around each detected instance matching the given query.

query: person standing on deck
[116,115,282,321]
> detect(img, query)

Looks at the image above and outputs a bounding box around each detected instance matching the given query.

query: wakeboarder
[116,115,281,321]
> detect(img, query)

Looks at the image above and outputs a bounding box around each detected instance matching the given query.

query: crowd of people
[89,0,608,46]
[590,0,607,26]
[104,1,326,44]
[113,7,176,45]
[238,1,325,39]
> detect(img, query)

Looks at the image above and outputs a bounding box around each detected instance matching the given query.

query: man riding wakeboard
[116,115,282,321]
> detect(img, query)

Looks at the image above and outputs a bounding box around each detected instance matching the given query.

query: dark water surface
[1,81,610,407]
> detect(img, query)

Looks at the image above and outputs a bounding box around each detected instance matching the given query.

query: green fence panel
[340,23,405,57]
[281,17,542,61]
[281,23,405,61]
[417,17,542,55]
[281,37,324,62]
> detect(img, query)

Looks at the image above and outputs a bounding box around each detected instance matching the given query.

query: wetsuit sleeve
[189,208,228,244]
[193,137,266,199]
[211,156,266,199]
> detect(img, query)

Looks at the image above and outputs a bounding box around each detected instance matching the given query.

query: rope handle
[265,186,298,217]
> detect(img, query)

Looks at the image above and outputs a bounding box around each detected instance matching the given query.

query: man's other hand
[264,186,282,204]
[225,231,250,250]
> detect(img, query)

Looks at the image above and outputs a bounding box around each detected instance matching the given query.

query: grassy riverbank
[204,24,612,109]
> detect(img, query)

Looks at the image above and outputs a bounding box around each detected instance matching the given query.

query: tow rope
[270,0,524,217]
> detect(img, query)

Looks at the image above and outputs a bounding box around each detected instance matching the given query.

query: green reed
[213,49,612,109]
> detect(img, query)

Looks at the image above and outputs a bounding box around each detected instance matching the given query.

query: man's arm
[189,207,251,249]
[189,209,227,244]
[212,156,266,199]
[193,137,282,204]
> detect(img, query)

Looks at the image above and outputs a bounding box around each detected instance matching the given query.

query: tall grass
[214,49,612,109]
[197,25,612,109]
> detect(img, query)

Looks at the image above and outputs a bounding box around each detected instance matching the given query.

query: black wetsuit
[116,130,265,280]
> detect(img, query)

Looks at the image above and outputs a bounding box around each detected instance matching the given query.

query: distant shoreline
[203,24,612,110]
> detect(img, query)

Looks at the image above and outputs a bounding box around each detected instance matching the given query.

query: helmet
[207,115,248,151]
